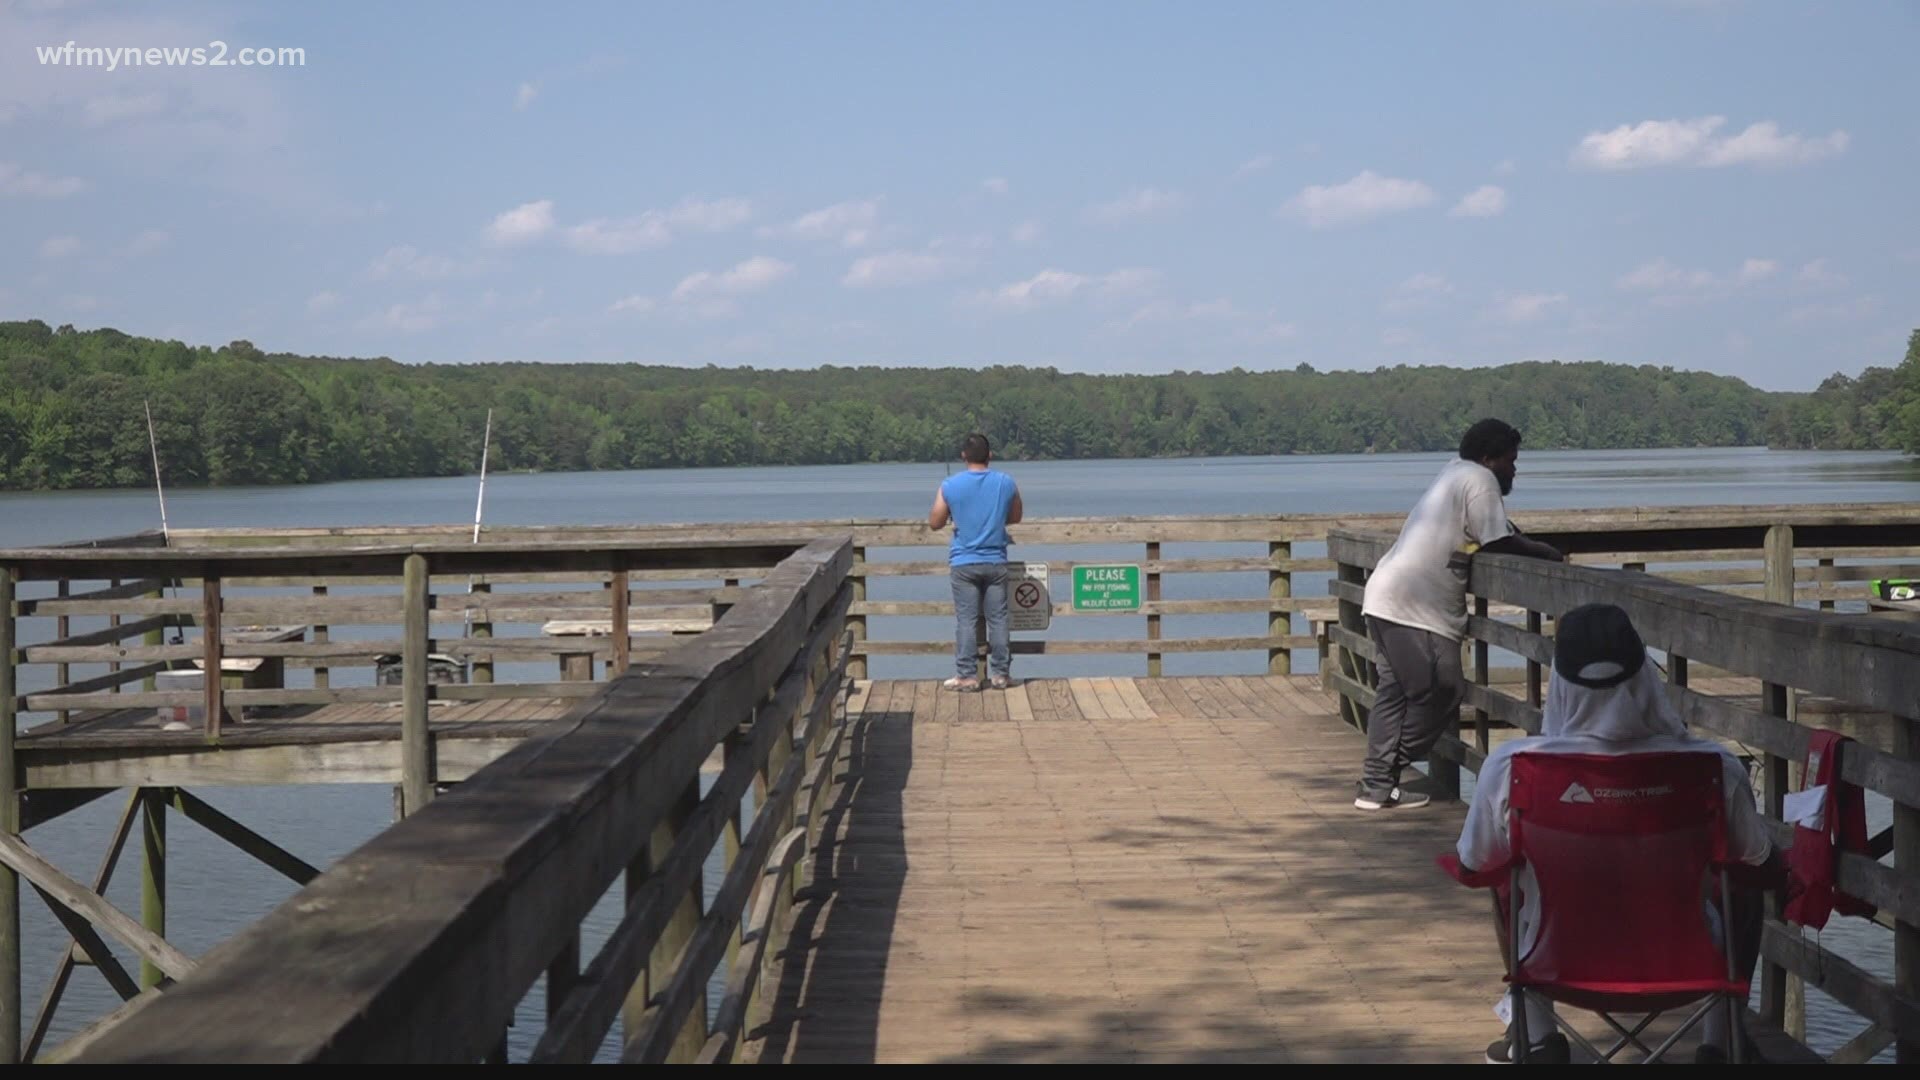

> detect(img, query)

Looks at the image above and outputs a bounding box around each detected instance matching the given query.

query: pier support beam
[139,788,167,990]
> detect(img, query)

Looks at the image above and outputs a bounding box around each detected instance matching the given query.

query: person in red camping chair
[1447,603,1784,1064]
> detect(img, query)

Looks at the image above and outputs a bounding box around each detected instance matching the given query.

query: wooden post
[108,579,121,693]
[54,580,68,724]
[470,581,493,685]
[721,728,748,976]
[0,567,17,1064]
[547,932,580,1022]
[1334,559,1369,731]
[311,584,329,691]
[848,546,867,681]
[1269,540,1292,675]
[1525,610,1543,710]
[625,779,703,1062]
[143,583,163,692]
[611,558,631,676]
[202,577,224,740]
[139,788,166,990]
[1472,595,1490,757]
[1146,541,1163,677]
[401,554,433,817]
[1761,524,1805,1038]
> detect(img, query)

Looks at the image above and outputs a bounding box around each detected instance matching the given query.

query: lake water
[6,447,1915,1061]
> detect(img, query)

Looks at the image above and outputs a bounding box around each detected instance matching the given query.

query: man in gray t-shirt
[1354,419,1564,811]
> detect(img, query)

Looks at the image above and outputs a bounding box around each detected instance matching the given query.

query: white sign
[1008,561,1051,632]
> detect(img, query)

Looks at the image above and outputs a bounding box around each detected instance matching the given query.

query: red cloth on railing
[1782,729,1877,929]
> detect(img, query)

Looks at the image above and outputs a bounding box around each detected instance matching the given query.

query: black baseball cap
[1553,603,1646,689]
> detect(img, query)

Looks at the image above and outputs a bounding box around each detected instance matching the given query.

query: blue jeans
[950,562,1010,680]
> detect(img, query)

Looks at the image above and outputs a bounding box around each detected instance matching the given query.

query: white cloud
[1789,295,1879,324]
[1282,170,1435,228]
[1085,186,1184,224]
[40,234,80,258]
[306,290,342,314]
[1449,185,1507,219]
[780,199,880,248]
[120,228,170,258]
[83,92,167,126]
[1698,121,1850,168]
[672,255,793,302]
[983,176,1010,195]
[562,197,752,255]
[515,81,539,111]
[1797,258,1847,288]
[843,251,956,288]
[1011,220,1043,246]
[367,244,488,280]
[1571,116,1849,170]
[486,199,555,246]
[361,295,445,333]
[1123,298,1240,327]
[1385,272,1454,312]
[1737,258,1778,283]
[0,161,84,198]
[1617,258,1718,292]
[608,294,656,314]
[1489,292,1567,323]
[1230,154,1275,182]
[978,267,1158,310]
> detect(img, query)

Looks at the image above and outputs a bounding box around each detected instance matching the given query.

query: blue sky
[2,0,1914,389]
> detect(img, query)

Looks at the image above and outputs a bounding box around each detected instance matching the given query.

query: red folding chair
[1438,751,1748,1063]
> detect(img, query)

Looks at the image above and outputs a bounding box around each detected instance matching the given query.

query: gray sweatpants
[1359,616,1466,793]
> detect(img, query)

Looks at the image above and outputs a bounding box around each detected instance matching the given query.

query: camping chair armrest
[1436,852,1509,889]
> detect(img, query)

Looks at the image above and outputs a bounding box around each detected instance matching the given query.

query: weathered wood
[22,791,140,1064]
[400,554,431,817]
[66,538,851,1063]
[139,788,165,990]
[698,827,807,1064]
[1145,541,1162,677]
[611,557,630,675]
[1762,921,1920,1051]
[202,578,224,740]
[0,836,194,981]
[1269,540,1292,675]
[1328,532,1920,722]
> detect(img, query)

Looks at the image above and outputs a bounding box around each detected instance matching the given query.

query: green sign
[1072,564,1141,612]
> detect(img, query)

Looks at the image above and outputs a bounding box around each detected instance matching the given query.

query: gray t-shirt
[1361,458,1514,640]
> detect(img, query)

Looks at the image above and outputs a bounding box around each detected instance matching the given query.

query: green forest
[0,319,1915,491]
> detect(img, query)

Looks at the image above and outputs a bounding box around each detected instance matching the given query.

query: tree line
[0,319,1914,491]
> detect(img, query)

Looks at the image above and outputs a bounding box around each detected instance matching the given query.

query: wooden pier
[0,504,1913,1063]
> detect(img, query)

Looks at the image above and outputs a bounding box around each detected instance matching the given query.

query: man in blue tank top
[929,433,1024,690]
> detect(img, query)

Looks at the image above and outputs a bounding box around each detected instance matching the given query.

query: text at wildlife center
[1071,564,1142,612]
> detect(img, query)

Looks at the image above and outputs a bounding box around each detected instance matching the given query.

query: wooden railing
[45,536,855,1063]
[162,502,1920,680]
[1326,526,1920,1064]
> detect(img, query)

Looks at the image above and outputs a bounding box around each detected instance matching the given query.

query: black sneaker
[1353,783,1431,810]
[1485,1032,1570,1064]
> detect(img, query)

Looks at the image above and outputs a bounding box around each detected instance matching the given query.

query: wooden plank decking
[747,674,1510,1063]
[747,674,1811,1064]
